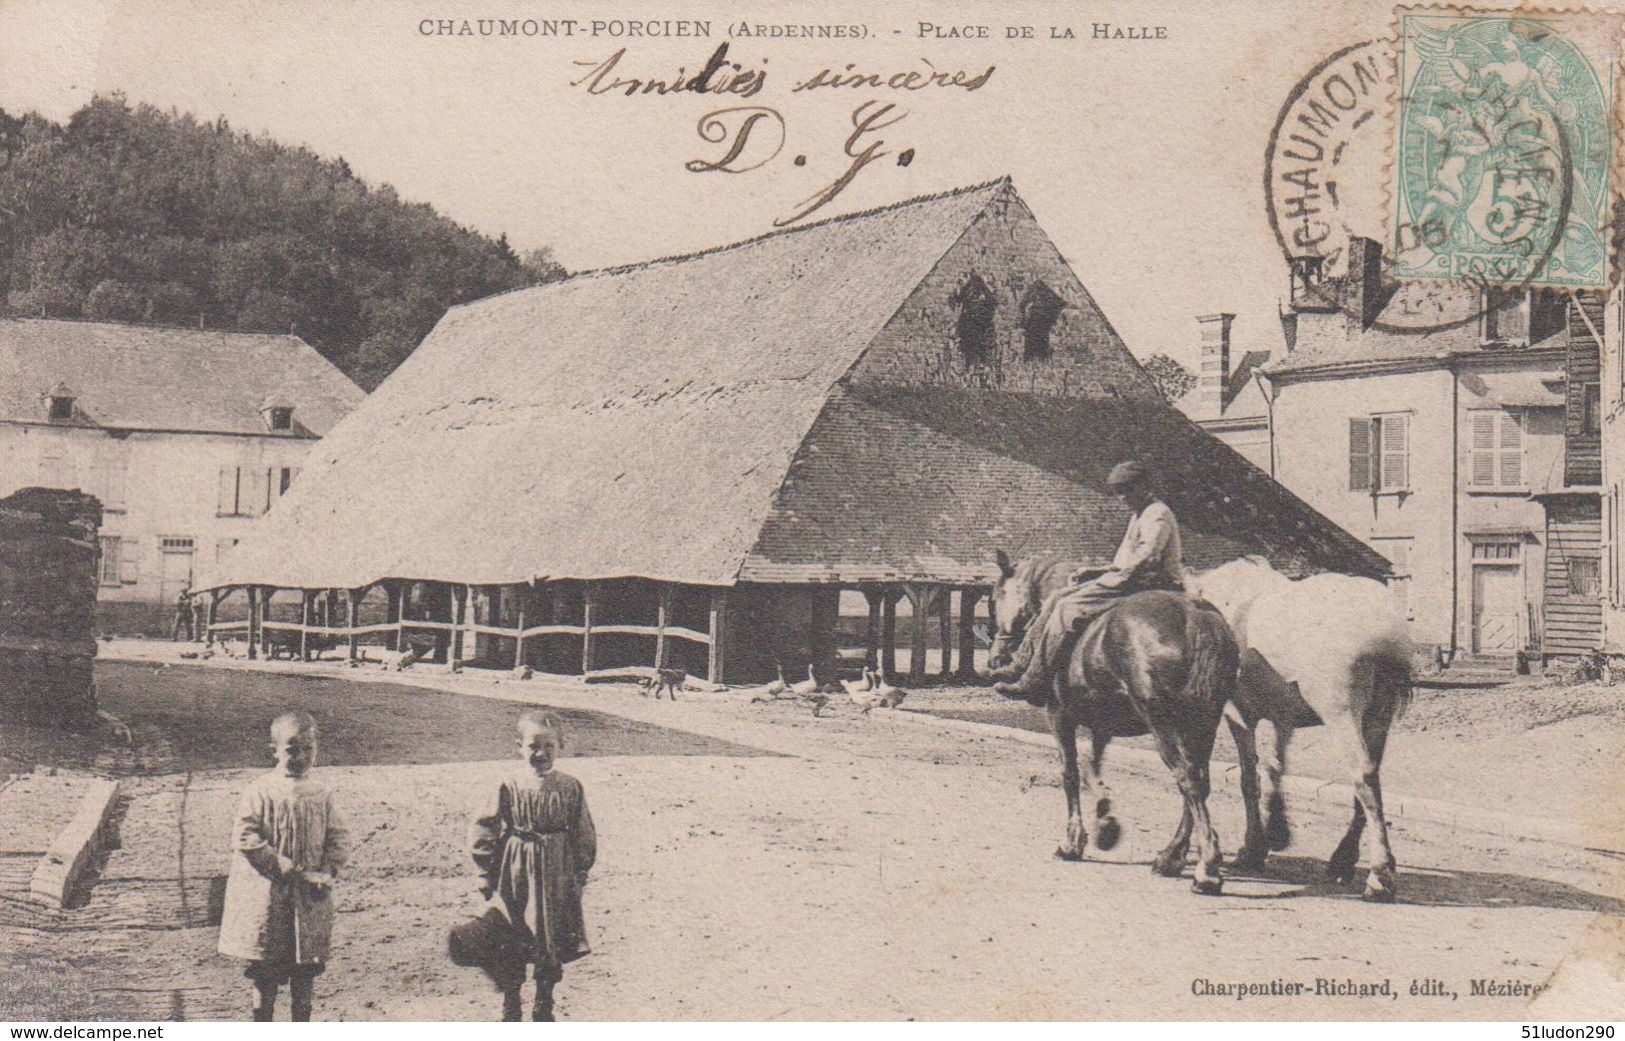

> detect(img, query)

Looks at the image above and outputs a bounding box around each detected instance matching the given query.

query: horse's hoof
[1093,817,1122,852]
[1191,877,1224,896]
[1361,884,1397,904]
[1151,854,1184,878]
[1054,846,1085,863]
[1326,860,1358,885]
[1265,816,1292,852]
[1232,848,1268,873]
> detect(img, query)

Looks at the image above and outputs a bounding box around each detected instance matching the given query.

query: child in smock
[217,710,350,1021]
[460,709,596,1022]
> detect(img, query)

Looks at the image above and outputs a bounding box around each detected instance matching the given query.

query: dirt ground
[2,659,1622,1021]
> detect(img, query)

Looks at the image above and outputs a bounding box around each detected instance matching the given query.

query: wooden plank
[346,590,361,663]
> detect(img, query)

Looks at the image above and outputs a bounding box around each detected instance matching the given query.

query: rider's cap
[1106,460,1148,487]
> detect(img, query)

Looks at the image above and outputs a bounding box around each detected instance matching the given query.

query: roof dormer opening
[44,382,75,423]
[1021,283,1064,359]
[956,274,997,365]
[259,391,295,433]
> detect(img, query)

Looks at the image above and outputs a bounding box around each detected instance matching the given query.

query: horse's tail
[1363,640,1415,726]
[1182,604,1239,707]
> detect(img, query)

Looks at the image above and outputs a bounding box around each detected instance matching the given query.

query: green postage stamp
[1391,6,1621,288]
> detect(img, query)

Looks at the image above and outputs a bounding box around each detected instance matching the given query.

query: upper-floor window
[268,406,293,431]
[1583,383,1602,437]
[43,382,76,422]
[956,274,996,365]
[1021,283,1064,360]
[1468,409,1524,490]
[1349,412,1410,493]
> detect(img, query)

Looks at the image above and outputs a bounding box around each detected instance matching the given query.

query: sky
[0,0,1409,371]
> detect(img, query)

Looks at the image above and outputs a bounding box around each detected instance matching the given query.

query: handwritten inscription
[570,43,767,97]
[572,44,999,227]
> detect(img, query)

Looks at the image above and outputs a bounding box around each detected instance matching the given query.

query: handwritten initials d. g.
[685,106,785,173]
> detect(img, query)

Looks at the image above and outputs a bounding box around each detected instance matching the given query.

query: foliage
[0,95,566,389]
[1141,353,1198,405]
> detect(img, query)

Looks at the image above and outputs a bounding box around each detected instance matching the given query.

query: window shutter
[242,467,269,516]
[1348,418,1373,491]
[1499,412,1523,488]
[217,466,238,515]
[1381,414,1409,490]
[1469,413,1497,487]
[120,538,143,584]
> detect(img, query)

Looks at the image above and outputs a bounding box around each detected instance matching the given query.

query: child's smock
[469,768,596,971]
[218,772,350,965]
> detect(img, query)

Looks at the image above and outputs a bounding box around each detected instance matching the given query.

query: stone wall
[0,487,101,727]
[849,190,1161,403]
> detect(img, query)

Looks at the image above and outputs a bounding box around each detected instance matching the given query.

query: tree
[1142,353,1197,404]
[0,96,569,387]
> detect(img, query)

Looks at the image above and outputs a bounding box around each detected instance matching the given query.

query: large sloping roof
[740,385,1385,583]
[206,180,1011,590]
[0,319,363,436]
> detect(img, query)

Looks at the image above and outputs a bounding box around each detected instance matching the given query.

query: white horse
[1189,556,1413,902]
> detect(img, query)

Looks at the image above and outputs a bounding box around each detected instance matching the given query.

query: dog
[640,667,685,700]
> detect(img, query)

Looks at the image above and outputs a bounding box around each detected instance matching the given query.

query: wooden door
[1471,565,1521,653]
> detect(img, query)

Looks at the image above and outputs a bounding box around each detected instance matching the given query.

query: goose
[789,664,819,697]
[764,663,788,697]
[840,670,873,696]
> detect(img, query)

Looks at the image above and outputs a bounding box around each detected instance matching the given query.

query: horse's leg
[1227,709,1268,872]
[1261,718,1294,851]
[1153,802,1192,878]
[1049,705,1087,861]
[1147,719,1224,894]
[1081,727,1121,851]
[1356,703,1399,902]
[1327,795,1366,885]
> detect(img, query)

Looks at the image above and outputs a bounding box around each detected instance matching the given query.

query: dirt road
[2,662,1621,1021]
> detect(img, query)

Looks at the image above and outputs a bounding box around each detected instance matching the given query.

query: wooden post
[938,588,953,678]
[205,590,223,646]
[260,588,274,657]
[450,584,467,669]
[655,585,673,669]
[881,590,898,681]
[299,591,313,662]
[246,586,260,660]
[957,588,983,679]
[393,581,408,653]
[581,582,597,674]
[346,588,361,662]
[707,588,729,683]
[513,583,529,671]
[863,588,882,669]
[903,583,937,685]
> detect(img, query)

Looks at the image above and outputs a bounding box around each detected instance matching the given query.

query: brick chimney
[1345,237,1386,329]
[1196,313,1236,419]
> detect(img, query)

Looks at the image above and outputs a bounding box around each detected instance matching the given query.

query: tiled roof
[0,319,362,436]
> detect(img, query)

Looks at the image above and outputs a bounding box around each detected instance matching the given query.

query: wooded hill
[0,95,565,389]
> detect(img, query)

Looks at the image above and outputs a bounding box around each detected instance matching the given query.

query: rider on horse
[991,460,1186,706]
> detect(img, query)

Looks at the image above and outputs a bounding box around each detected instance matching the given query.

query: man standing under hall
[991,461,1186,706]
[172,586,195,642]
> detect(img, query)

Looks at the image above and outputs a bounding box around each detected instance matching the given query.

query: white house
[0,318,363,634]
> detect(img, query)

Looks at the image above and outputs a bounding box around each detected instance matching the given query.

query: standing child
[455,709,596,1022]
[218,710,350,1022]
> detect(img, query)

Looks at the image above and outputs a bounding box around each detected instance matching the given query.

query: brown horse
[989,551,1239,894]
